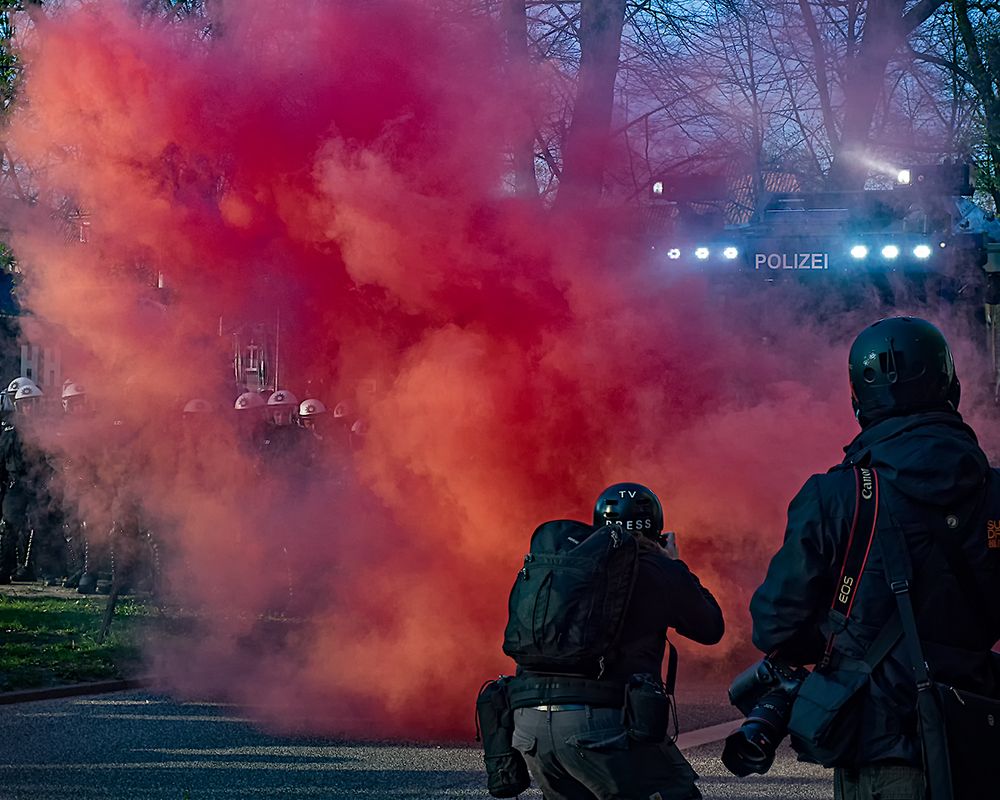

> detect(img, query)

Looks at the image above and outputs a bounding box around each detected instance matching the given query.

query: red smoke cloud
[2,1,989,739]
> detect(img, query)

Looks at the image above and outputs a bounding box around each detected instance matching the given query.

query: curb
[676,719,741,751]
[0,677,151,705]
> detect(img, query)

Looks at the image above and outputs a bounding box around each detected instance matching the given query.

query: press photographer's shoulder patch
[987,519,1000,549]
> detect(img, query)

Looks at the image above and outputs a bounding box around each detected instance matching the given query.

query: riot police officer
[508,483,724,800]
[61,381,89,415]
[748,317,1000,799]
[260,389,304,468]
[0,378,32,582]
[0,383,62,583]
[234,390,268,457]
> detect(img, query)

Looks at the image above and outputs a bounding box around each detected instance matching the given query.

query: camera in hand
[722,657,808,777]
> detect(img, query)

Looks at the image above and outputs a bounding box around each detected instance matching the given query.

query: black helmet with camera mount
[593,482,663,539]
[848,316,960,426]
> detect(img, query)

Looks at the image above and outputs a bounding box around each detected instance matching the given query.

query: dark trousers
[513,706,700,800]
[834,763,926,800]
[3,490,65,581]
[0,519,15,580]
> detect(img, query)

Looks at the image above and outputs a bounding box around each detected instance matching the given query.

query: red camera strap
[819,466,880,668]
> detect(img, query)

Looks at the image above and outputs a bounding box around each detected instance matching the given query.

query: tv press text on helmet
[593,481,677,556]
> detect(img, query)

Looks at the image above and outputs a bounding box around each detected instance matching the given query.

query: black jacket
[602,538,724,684]
[751,411,1000,765]
[513,532,724,705]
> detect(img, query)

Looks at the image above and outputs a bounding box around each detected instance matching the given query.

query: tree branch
[909,47,978,86]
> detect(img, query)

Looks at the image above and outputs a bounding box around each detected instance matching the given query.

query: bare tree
[502,0,541,199]
[553,0,627,208]
[824,0,949,188]
[951,0,1000,209]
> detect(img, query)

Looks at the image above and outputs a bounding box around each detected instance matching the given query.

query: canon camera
[722,657,808,777]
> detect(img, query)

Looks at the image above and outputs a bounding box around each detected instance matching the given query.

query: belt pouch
[476,677,531,798]
[624,673,670,743]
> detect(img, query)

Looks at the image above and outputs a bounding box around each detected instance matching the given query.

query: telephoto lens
[721,689,797,776]
[721,658,808,777]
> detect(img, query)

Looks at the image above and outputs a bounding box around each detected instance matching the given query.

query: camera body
[722,657,808,777]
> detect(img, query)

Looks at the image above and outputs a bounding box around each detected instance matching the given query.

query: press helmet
[593,482,663,538]
[299,398,327,418]
[848,317,959,426]
[234,391,266,411]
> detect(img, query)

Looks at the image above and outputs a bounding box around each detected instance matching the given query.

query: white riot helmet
[267,389,298,426]
[298,398,327,418]
[61,381,88,414]
[6,377,38,396]
[183,398,213,414]
[234,391,266,411]
[14,383,43,415]
[267,389,299,408]
[332,400,353,420]
[61,382,86,400]
[16,384,43,401]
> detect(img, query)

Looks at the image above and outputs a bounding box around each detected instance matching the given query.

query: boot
[77,572,98,594]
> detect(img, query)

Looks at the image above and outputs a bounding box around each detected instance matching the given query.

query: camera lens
[721,690,794,776]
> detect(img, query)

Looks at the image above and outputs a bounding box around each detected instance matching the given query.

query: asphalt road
[0,688,831,800]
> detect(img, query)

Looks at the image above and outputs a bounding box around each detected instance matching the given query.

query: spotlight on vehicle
[913,244,932,260]
[722,246,739,260]
[666,248,682,260]
[850,245,869,260]
[897,169,911,186]
[882,244,900,260]
[652,181,664,196]
[694,247,710,260]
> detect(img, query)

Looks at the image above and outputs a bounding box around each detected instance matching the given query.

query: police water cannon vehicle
[646,161,984,282]
[644,161,1000,393]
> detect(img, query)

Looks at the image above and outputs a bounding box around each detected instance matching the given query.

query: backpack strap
[664,640,678,696]
[874,468,956,800]
[818,466,882,669]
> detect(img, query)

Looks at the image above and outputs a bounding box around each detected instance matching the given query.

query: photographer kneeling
[488,483,724,800]
[725,318,1000,799]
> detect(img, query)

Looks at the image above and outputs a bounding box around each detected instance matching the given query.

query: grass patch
[0,594,149,692]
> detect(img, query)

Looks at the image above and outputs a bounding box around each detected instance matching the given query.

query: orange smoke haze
[2,1,993,739]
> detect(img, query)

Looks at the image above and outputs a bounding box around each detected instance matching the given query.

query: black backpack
[502,519,640,675]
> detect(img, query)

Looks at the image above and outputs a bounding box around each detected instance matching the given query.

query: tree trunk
[827,0,906,189]
[953,0,1000,203]
[502,0,539,199]
[554,0,626,210]
[826,0,947,190]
